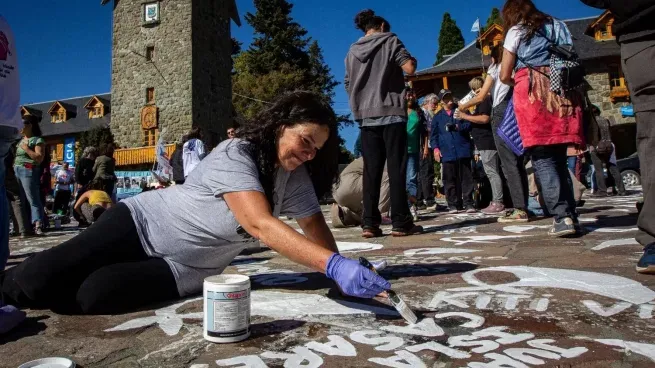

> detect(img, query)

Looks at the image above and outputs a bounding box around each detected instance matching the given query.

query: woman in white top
[457,44,530,222]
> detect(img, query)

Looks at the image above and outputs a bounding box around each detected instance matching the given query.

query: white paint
[190,365,210,368]
[503,348,560,365]
[468,353,530,368]
[368,350,426,368]
[498,294,531,310]
[106,291,398,336]
[433,312,485,328]
[586,227,638,233]
[594,339,655,362]
[526,339,588,358]
[450,266,655,305]
[528,298,549,312]
[406,341,471,359]
[475,293,492,309]
[336,242,384,253]
[578,217,597,223]
[448,335,500,354]
[582,300,633,317]
[380,318,445,337]
[502,225,550,234]
[441,235,528,246]
[420,224,478,234]
[470,326,534,345]
[429,291,479,309]
[305,335,356,356]
[403,248,479,257]
[261,347,323,368]
[591,238,639,251]
[349,330,404,352]
[251,291,398,318]
[639,303,654,319]
[216,356,269,368]
[10,246,46,256]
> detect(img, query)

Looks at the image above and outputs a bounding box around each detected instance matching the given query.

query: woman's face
[277,123,330,172]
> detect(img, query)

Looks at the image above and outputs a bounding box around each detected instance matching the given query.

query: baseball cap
[437,89,452,100]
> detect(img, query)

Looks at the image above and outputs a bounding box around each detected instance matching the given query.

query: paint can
[203,274,251,343]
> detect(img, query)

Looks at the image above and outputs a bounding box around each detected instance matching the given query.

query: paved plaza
[1,190,654,368]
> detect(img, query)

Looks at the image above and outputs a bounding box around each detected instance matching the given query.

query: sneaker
[34,227,44,236]
[362,227,383,239]
[548,217,576,237]
[575,200,586,208]
[590,192,608,198]
[410,205,419,222]
[636,244,655,274]
[617,191,627,197]
[497,209,529,223]
[416,203,427,211]
[448,207,459,214]
[391,224,423,237]
[465,206,477,214]
[482,202,505,214]
[0,305,26,334]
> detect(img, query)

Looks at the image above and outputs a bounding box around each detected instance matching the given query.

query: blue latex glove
[325,254,391,298]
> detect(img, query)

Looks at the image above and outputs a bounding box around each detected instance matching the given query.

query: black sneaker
[548,217,576,237]
[636,244,655,274]
[465,205,477,213]
[416,203,427,210]
[591,192,608,198]
[448,207,459,214]
[391,224,423,237]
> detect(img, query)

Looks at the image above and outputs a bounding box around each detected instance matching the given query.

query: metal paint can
[203,274,251,343]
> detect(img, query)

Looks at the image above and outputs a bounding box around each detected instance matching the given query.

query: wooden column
[442,76,449,90]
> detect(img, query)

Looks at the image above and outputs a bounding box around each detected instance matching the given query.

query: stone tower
[104,0,240,148]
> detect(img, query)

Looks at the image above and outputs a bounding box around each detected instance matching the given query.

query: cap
[437,89,452,100]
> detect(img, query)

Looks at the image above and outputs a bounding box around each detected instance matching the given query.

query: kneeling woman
[0,92,390,314]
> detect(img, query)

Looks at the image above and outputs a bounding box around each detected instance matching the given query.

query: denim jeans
[479,150,503,203]
[1,126,19,270]
[529,144,577,221]
[14,164,43,226]
[567,156,577,173]
[406,153,420,199]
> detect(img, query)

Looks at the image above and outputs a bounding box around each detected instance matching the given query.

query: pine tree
[76,126,115,161]
[306,40,339,103]
[435,13,465,65]
[482,8,502,33]
[241,0,310,75]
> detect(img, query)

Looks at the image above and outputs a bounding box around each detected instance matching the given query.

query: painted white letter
[305,335,357,357]
[349,330,404,351]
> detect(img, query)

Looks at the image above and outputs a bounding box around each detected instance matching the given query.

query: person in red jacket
[580,0,655,274]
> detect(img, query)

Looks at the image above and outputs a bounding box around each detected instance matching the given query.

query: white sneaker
[410,205,419,222]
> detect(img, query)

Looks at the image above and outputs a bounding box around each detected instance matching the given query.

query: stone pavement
[1,190,654,368]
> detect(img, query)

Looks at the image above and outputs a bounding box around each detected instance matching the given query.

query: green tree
[435,13,465,65]
[76,126,115,161]
[482,8,502,33]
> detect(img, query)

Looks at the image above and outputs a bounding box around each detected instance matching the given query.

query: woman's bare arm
[223,191,334,272]
[296,212,339,253]
[458,74,495,111]
[500,50,516,86]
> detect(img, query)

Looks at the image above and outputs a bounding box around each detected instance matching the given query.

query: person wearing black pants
[345,9,421,237]
[0,203,179,314]
[417,154,435,207]
[590,147,625,197]
[441,158,474,210]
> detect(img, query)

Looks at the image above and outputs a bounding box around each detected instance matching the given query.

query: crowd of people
[0,0,653,336]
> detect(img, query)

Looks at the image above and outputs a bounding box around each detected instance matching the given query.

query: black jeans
[590,150,625,193]
[0,203,179,314]
[492,101,529,210]
[442,158,474,209]
[361,123,412,230]
[53,189,72,214]
[417,152,435,205]
[620,38,655,246]
[529,144,577,221]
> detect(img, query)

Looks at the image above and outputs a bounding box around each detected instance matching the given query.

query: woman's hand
[325,254,390,298]
[434,149,442,162]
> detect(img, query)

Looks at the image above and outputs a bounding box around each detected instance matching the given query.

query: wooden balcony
[114,144,175,167]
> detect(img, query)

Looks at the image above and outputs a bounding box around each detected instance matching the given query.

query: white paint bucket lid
[205,274,250,286]
[18,357,75,368]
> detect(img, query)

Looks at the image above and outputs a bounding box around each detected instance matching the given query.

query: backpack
[517,19,586,95]
[497,98,525,156]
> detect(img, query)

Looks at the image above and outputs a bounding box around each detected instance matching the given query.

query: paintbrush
[359,257,418,325]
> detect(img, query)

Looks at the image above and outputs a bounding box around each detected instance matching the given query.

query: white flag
[471,18,480,33]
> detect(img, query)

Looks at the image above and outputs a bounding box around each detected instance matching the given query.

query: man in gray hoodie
[345,9,420,238]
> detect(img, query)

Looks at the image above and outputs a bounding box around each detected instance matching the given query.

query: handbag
[496,98,525,156]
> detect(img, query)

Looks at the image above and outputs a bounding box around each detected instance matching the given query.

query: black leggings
[0,203,179,314]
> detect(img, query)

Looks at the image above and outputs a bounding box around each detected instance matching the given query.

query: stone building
[103,0,240,150]
[407,11,636,157]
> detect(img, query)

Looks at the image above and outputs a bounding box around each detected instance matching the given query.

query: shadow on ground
[0,315,49,344]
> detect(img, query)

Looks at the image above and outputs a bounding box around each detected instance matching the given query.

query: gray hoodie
[345,32,413,121]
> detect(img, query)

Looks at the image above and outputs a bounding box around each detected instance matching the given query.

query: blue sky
[2,0,601,151]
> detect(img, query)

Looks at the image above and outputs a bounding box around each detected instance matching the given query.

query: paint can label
[205,289,250,338]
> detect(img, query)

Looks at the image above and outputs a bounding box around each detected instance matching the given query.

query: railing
[114,144,175,167]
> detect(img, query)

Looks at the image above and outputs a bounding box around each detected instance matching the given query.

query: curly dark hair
[23,116,42,137]
[502,0,552,40]
[235,91,340,207]
[354,9,391,33]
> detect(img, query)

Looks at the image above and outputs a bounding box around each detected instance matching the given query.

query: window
[596,23,614,40]
[146,87,155,104]
[52,108,66,123]
[89,105,104,119]
[143,128,159,146]
[146,46,155,61]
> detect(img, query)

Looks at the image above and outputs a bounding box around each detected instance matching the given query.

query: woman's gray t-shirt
[124,139,321,296]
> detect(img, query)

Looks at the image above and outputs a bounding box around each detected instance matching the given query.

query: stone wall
[191,0,233,148]
[111,0,194,147]
[584,61,635,125]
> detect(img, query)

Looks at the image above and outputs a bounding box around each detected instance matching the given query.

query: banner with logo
[63,137,76,166]
[116,171,154,200]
